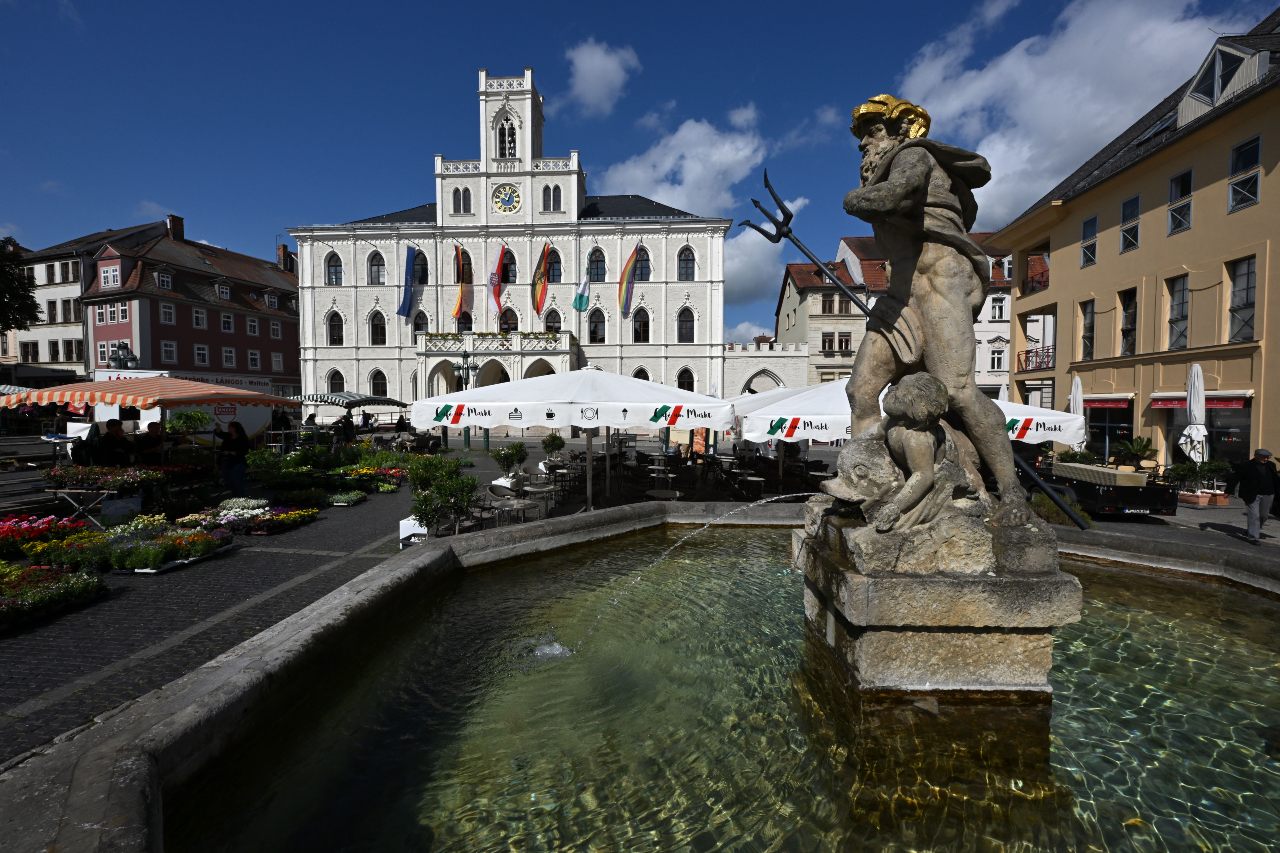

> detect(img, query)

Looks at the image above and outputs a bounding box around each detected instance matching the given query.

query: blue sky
[0,0,1264,338]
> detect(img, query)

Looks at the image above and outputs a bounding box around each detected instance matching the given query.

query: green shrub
[541,433,566,456]
[1056,449,1099,465]
[166,410,212,434]
[490,442,528,472]
[246,448,282,474]
[1030,491,1091,527]
[409,456,477,532]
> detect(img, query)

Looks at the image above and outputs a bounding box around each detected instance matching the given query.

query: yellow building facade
[995,17,1279,465]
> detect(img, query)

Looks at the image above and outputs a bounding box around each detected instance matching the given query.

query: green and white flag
[572,274,590,312]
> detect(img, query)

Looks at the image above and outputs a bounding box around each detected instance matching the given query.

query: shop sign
[1150,397,1247,409]
[1084,399,1130,409]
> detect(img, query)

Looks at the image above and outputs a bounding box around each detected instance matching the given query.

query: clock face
[492,184,521,214]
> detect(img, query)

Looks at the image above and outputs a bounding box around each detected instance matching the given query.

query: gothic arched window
[677,247,696,281]
[413,250,428,285]
[328,369,345,393]
[410,370,418,398]
[369,311,387,346]
[413,311,428,335]
[635,247,651,282]
[325,253,343,286]
[368,252,385,286]
[633,367,650,382]
[677,368,694,392]
[588,308,606,343]
[326,312,344,346]
[552,186,562,211]
[452,188,462,214]
[457,250,472,284]
[547,249,562,283]
[542,186,552,211]
[462,188,472,214]
[499,308,518,333]
[632,308,650,343]
[588,248,606,283]
[457,311,473,333]
[544,309,561,333]
[369,369,388,398]
[501,249,517,284]
[498,116,517,158]
[677,307,695,343]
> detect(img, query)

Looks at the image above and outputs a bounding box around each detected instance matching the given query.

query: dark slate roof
[580,195,698,220]
[1002,8,1280,232]
[347,203,438,225]
[22,221,168,261]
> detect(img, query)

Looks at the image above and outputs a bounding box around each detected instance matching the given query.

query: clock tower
[434,68,585,229]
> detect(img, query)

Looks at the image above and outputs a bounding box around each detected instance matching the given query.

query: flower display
[0,515,90,559]
[45,465,169,494]
[178,504,317,535]
[0,561,106,632]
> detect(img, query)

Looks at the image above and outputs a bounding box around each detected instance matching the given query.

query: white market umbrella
[998,383,1009,402]
[1178,363,1208,463]
[739,381,1085,447]
[1068,376,1086,451]
[411,368,734,510]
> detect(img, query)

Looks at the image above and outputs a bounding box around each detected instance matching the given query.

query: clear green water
[167,528,1280,852]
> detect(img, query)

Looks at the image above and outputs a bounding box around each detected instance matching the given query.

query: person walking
[1235,448,1280,545]
[213,421,252,497]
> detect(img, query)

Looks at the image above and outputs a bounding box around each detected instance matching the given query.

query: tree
[0,237,43,332]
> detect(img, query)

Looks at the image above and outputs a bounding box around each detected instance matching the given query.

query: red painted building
[81,216,300,395]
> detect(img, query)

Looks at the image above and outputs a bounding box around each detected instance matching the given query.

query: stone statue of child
[872,372,977,533]
[838,94,1027,526]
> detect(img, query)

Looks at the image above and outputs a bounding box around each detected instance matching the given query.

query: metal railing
[1022,270,1050,295]
[1017,346,1055,371]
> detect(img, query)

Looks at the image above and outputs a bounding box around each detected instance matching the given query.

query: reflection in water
[167,528,1280,852]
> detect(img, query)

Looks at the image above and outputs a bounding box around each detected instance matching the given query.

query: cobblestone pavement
[0,488,411,767]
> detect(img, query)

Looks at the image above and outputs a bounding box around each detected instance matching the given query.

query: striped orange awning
[0,376,302,410]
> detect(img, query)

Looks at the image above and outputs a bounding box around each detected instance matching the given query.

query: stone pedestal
[795,496,1082,694]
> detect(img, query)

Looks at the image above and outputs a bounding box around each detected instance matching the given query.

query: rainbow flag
[490,246,506,312]
[618,244,640,317]
[451,245,469,319]
[532,243,550,315]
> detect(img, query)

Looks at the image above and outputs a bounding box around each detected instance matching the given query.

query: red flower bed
[0,515,90,560]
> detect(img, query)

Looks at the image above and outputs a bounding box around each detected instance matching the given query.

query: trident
[739,170,872,318]
[738,171,1088,529]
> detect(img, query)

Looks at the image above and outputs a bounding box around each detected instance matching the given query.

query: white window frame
[160,340,178,364]
[246,317,260,336]
[220,312,234,333]
[1119,196,1140,253]
[222,346,236,368]
[193,343,209,366]
[118,302,128,322]
[247,349,261,370]
[990,295,1007,321]
[1228,136,1261,213]
[1080,216,1098,267]
[217,284,231,299]
[271,352,283,372]
[157,272,172,290]
[159,302,176,325]
[266,293,278,309]
[269,320,282,339]
[990,349,1006,371]
[97,342,108,364]
[95,305,106,325]
[1168,170,1192,235]
[107,303,117,323]
[192,308,207,329]
[100,266,120,288]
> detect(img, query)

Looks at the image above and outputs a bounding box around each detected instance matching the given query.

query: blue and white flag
[397,246,416,318]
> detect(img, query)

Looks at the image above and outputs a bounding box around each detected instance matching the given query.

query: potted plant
[541,433,566,460]
[1112,437,1156,469]
[409,456,477,536]
[490,442,528,475]
[1198,460,1233,505]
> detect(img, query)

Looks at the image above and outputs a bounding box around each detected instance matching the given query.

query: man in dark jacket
[1235,448,1279,544]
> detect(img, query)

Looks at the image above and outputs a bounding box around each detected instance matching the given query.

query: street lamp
[449,348,481,448]
[108,342,140,370]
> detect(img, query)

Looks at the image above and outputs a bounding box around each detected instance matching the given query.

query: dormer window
[1190,48,1246,105]
[100,266,120,288]
[497,116,517,158]
[266,293,279,309]
[217,284,231,300]
[157,272,172,290]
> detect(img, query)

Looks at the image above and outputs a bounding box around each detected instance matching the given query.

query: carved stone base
[795,495,1082,693]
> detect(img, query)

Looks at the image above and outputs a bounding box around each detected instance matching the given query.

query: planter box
[126,543,237,575]
[1206,492,1230,507]
[1178,492,1210,507]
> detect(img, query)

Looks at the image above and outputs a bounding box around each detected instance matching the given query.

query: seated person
[94,419,134,467]
[395,414,408,433]
[134,422,165,464]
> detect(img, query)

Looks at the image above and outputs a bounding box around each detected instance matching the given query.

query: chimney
[166,214,184,241]
[277,243,296,273]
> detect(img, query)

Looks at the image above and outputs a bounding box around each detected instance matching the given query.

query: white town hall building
[290,69,737,413]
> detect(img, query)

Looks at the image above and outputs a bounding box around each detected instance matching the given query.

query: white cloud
[636,99,677,131]
[726,320,773,343]
[553,38,641,117]
[814,105,842,128]
[774,104,850,153]
[597,118,767,217]
[728,102,759,130]
[135,200,175,219]
[899,0,1258,229]
[723,196,809,309]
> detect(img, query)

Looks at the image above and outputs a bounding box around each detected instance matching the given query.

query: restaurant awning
[0,376,301,410]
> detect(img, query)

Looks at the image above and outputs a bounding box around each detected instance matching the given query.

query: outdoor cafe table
[522,483,556,518]
[493,497,538,525]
